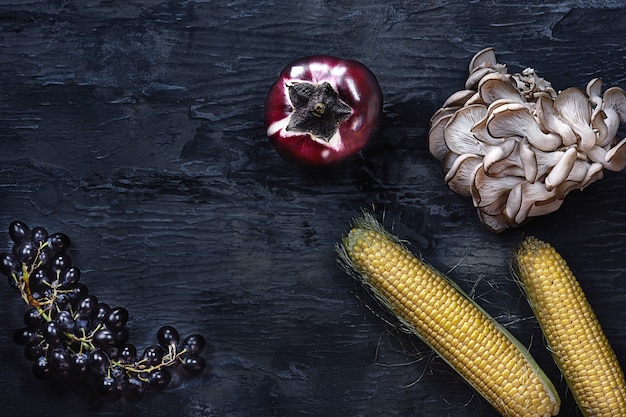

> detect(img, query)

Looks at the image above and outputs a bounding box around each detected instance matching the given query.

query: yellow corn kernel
[512,236,626,417]
[336,213,559,417]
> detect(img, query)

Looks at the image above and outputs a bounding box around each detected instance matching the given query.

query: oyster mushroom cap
[486,102,562,151]
[591,109,611,147]
[478,73,524,104]
[547,159,601,198]
[464,92,484,105]
[428,113,453,161]
[465,67,496,90]
[545,147,578,191]
[604,137,626,171]
[505,181,560,226]
[533,148,568,180]
[444,153,483,197]
[443,104,490,155]
[470,164,524,209]
[550,161,604,203]
[586,78,604,114]
[586,145,609,167]
[482,139,517,175]
[469,47,498,72]
[485,98,526,114]
[603,86,626,121]
[477,210,510,233]
[586,139,626,171]
[441,89,477,109]
[586,78,613,147]
[535,95,578,146]
[563,159,591,184]
[554,87,596,151]
[441,151,457,174]
[519,139,538,182]
[469,112,498,145]
[471,166,523,233]
[600,86,626,146]
[527,193,564,220]
[470,100,525,147]
[430,106,457,129]
[484,149,526,178]
[479,192,511,217]
[581,162,605,188]
[504,182,523,224]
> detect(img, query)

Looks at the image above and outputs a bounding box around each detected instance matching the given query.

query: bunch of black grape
[0,221,208,398]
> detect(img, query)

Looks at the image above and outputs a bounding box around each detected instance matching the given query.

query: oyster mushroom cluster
[429,47,626,232]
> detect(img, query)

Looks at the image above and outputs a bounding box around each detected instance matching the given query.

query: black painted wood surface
[1,1,626,416]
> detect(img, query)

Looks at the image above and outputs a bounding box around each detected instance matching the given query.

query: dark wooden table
[1,1,625,416]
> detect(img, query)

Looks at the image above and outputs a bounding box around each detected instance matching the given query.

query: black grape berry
[50,252,72,273]
[9,221,32,244]
[42,321,63,346]
[119,344,137,363]
[92,329,118,350]
[76,295,98,318]
[70,353,89,378]
[0,220,209,398]
[31,226,48,244]
[142,345,165,367]
[148,369,171,389]
[183,334,207,355]
[60,266,81,287]
[16,240,38,265]
[182,354,206,375]
[89,349,110,375]
[23,308,43,329]
[55,310,75,332]
[157,325,180,348]
[47,232,70,252]
[13,327,39,345]
[94,303,111,323]
[98,375,117,396]
[105,307,128,331]
[32,356,50,380]
[24,341,46,361]
[0,253,19,276]
[49,347,71,378]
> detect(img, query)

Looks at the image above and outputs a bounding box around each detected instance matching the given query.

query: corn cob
[512,236,626,417]
[336,213,560,417]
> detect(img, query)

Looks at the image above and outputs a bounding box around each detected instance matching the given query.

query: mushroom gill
[428,47,626,232]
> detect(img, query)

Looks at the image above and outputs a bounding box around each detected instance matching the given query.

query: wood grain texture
[1,1,625,416]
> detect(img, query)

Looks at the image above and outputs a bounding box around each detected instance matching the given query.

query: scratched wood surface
[1,1,626,416]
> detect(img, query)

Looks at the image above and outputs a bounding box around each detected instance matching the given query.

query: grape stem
[15,242,98,350]
[15,242,54,321]
[113,344,189,380]
[64,324,102,353]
